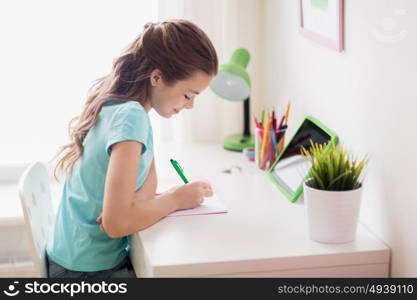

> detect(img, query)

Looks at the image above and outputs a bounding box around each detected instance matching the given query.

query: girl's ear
[150,69,163,87]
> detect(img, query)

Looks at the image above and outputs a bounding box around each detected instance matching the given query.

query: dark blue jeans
[46,253,137,278]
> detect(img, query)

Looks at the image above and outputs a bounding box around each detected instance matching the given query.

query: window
[0,0,158,169]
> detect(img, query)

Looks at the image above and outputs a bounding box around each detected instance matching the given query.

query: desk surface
[131,143,390,277]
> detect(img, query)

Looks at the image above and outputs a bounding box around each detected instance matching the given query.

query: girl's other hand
[96,213,105,231]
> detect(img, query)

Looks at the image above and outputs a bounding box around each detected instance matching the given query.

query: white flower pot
[303,180,362,244]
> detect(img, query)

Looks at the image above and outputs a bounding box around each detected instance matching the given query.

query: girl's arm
[133,158,157,202]
[101,141,177,238]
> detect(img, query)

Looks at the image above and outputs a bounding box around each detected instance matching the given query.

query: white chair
[18,162,54,278]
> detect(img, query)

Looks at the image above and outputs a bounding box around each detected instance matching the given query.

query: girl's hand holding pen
[169,181,213,211]
[169,158,213,210]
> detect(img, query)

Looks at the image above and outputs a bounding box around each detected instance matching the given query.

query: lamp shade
[210,48,251,101]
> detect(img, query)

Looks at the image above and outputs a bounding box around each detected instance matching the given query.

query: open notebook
[167,193,228,217]
[156,177,228,217]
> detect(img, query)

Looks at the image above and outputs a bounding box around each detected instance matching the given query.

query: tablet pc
[267,116,338,202]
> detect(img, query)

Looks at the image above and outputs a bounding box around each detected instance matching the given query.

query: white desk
[129,143,390,277]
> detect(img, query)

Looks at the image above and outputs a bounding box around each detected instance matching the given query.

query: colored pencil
[253,115,263,140]
[260,108,265,126]
[276,115,285,135]
[260,114,270,165]
[270,126,279,156]
[284,102,291,125]
[278,131,285,153]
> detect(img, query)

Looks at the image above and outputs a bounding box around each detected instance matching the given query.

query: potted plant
[301,140,369,244]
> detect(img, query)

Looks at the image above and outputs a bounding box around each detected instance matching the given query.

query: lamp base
[223,134,254,152]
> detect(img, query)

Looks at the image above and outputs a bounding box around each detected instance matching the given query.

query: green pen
[170,158,189,184]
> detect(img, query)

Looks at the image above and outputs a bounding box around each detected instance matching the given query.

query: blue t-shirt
[46,100,153,272]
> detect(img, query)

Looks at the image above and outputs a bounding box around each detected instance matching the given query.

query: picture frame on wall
[299,0,344,52]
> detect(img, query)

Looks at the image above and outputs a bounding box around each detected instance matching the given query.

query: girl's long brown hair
[52,19,218,182]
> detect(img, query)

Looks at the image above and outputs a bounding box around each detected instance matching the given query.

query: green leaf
[311,168,325,190]
[328,169,352,190]
[302,141,369,191]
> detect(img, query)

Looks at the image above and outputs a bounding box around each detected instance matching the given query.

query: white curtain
[155,0,265,146]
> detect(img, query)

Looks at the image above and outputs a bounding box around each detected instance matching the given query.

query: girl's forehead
[177,72,213,91]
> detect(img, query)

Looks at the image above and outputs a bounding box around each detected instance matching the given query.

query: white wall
[263,0,417,277]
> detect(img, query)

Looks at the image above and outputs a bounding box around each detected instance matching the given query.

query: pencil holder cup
[255,126,284,171]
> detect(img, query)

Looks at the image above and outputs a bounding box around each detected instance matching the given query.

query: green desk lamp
[210,48,254,151]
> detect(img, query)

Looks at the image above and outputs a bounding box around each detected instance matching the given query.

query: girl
[46,19,218,278]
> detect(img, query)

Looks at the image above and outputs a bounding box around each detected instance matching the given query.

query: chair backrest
[18,162,54,278]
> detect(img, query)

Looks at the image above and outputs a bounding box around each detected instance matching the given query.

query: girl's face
[147,70,213,118]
